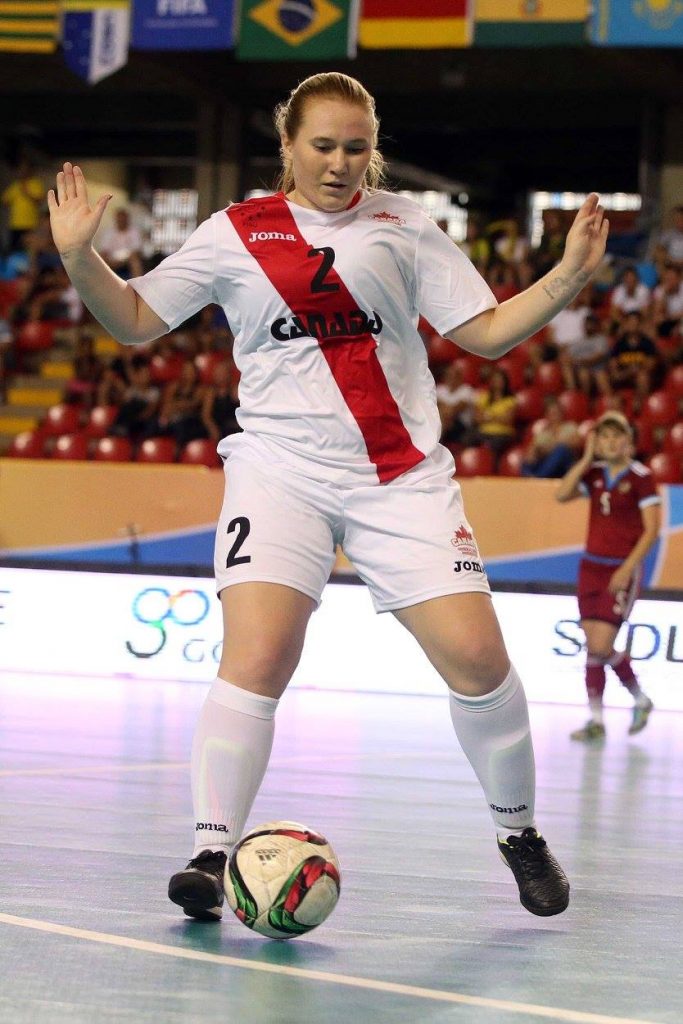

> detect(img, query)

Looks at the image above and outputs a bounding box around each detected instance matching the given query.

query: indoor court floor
[0,669,680,1024]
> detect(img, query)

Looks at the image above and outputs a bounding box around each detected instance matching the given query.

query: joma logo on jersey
[271,309,383,342]
[248,231,297,243]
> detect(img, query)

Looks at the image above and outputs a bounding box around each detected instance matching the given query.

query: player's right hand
[47,162,112,259]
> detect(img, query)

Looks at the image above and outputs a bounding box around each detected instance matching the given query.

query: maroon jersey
[580,460,660,562]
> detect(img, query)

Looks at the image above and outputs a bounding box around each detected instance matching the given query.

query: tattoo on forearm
[543,271,589,302]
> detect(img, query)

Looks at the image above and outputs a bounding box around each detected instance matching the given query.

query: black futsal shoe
[498,828,570,917]
[168,850,227,921]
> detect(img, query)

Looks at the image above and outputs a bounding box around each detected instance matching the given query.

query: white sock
[589,699,604,725]
[448,664,536,840]
[191,677,278,857]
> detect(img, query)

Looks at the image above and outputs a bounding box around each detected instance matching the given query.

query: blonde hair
[274,72,386,194]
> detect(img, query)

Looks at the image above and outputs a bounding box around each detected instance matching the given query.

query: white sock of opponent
[191,677,278,858]
[448,664,536,840]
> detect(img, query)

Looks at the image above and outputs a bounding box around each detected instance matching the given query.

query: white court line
[0,912,657,1024]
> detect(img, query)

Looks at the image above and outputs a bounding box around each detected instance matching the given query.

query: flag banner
[590,1,683,47]
[359,0,472,49]
[62,0,130,83]
[474,0,587,47]
[237,0,358,60]
[131,0,235,51]
[0,1,58,53]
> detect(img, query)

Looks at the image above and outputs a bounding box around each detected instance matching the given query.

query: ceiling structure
[2,45,681,210]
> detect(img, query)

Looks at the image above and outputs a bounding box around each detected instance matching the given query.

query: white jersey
[130,190,496,485]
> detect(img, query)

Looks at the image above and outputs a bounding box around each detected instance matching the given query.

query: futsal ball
[225,821,341,939]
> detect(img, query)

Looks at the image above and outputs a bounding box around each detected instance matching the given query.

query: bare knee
[219,642,302,695]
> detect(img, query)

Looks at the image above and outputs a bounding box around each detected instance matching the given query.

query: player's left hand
[608,565,631,595]
[561,194,609,281]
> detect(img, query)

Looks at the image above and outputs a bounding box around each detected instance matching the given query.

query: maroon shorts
[578,557,641,627]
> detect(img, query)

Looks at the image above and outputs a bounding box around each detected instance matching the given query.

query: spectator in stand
[98,208,143,280]
[1,161,43,253]
[652,264,683,340]
[609,311,660,411]
[522,396,579,478]
[535,209,566,277]
[539,289,590,371]
[609,266,652,329]
[201,361,240,442]
[436,361,477,444]
[654,205,683,272]
[558,311,612,397]
[65,332,102,407]
[487,260,521,303]
[110,354,160,439]
[459,216,491,276]
[464,367,517,466]
[487,216,529,267]
[154,358,206,448]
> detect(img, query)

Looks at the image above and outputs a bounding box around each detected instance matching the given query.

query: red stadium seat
[150,353,184,384]
[16,320,56,353]
[557,390,590,422]
[456,445,495,477]
[453,356,482,387]
[494,356,526,391]
[666,364,683,396]
[51,432,89,460]
[84,405,119,438]
[640,390,679,428]
[93,436,133,462]
[7,429,46,458]
[534,361,564,395]
[194,352,226,384]
[498,445,525,477]
[180,439,222,468]
[0,278,23,317]
[427,332,458,365]
[593,392,635,418]
[136,437,177,464]
[632,418,656,458]
[42,403,81,437]
[515,387,545,423]
[663,422,683,457]
[647,452,682,485]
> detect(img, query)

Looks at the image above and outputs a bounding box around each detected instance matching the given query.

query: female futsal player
[48,73,608,921]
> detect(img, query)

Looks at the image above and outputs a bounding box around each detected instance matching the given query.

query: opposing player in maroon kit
[48,73,609,922]
[556,412,661,741]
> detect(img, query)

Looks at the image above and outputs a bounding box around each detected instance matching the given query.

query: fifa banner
[0,0,58,52]
[1,568,682,709]
[237,0,359,60]
[590,0,683,46]
[359,0,472,49]
[61,0,130,83]
[474,0,588,46]
[131,0,235,50]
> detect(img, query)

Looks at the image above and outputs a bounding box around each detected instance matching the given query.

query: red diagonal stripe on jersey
[227,194,424,483]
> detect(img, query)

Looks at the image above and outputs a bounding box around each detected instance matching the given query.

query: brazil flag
[237,0,359,60]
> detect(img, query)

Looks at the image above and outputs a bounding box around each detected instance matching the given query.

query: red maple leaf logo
[369,211,406,226]
[452,525,474,545]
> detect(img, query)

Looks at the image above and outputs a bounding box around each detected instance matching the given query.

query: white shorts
[214,434,491,613]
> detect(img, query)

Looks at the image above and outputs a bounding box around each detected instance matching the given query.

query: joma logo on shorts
[195,822,229,832]
[453,560,483,573]
[248,231,297,242]
[489,803,528,814]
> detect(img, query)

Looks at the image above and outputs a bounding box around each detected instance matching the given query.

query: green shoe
[570,720,606,742]
[628,698,653,735]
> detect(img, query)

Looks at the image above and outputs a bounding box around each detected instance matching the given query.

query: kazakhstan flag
[591,0,683,46]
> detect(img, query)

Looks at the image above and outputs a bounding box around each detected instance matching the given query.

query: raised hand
[47,162,111,260]
[562,193,609,281]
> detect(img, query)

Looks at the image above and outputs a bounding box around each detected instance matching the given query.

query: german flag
[0,0,58,52]
[359,0,472,49]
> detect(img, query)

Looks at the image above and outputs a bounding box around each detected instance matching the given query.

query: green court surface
[0,672,680,1024]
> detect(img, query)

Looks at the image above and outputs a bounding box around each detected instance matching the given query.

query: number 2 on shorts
[226,516,252,567]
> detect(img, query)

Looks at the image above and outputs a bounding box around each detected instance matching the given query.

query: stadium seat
[180,439,221,468]
[136,436,177,463]
[640,390,679,428]
[593,392,635,418]
[663,422,683,458]
[632,419,656,458]
[494,356,526,391]
[42,403,81,437]
[194,352,226,384]
[84,405,119,438]
[534,361,564,395]
[427,332,457,365]
[557,390,590,422]
[453,356,481,387]
[647,452,682,485]
[51,432,89,460]
[498,445,525,477]
[93,436,133,462]
[515,387,545,423]
[456,445,495,477]
[667,364,683,397]
[150,353,184,384]
[7,429,45,458]
[16,320,56,353]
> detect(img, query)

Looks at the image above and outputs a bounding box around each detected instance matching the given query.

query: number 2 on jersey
[308,247,339,294]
